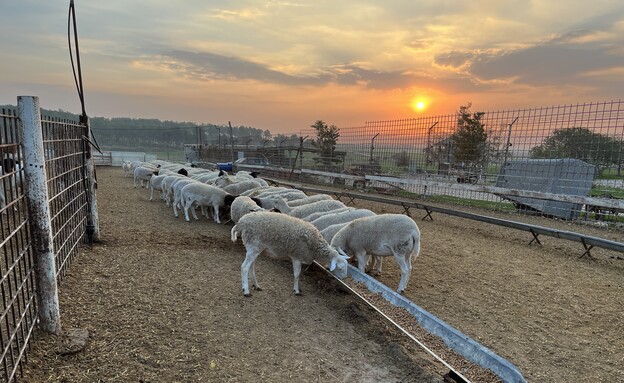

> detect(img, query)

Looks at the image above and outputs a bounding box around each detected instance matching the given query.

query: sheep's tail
[231,225,240,242]
[411,229,421,258]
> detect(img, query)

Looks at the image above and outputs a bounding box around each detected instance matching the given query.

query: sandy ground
[22,166,624,382]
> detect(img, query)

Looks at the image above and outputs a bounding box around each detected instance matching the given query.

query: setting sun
[411,98,427,112]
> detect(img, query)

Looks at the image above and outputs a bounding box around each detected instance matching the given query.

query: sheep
[283,193,333,207]
[149,174,171,201]
[330,214,421,294]
[256,190,307,201]
[180,183,230,223]
[310,209,376,231]
[229,195,265,223]
[239,186,272,196]
[122,161,133,177]
[161,174,186,206]
[271,196,346,219]
[302,207,353,222]
[320,222,349,243]
[220,179,263,195]
[171,178,200,218]
[133,166,157,188]
[0,156,23,213]
[231,211,350,296]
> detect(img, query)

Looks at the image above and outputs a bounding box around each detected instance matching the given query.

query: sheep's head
[329,247,350,279]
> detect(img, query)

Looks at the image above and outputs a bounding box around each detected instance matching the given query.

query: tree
[394,151,410,167]
[530,127,623,173]
[309,120,341,167]
[451,103,487,170]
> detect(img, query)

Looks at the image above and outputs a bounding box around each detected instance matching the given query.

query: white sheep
[229,195,265,223]
[320,222,349,243]
[272,196,346,219]
[231,211,350,296]
[161,175,186,206]
[286,194,333,207]
[122,161,133,177]
[220,179,263,195]
[133,166,157,188]
[257,190,307,202]
[310,208,376,231]
[302,207,353,222]
[171,178,200,218]
[180,182,230,223]
[330,214,421,294]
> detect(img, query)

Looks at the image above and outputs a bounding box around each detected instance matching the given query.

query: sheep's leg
[356,252,369,272]
[133,175,138,188]
[191,203,199,220]
[370,256,383,276]
[213,204,221,224]
[250,261,261,291]
[241,248,260,297]
[149,185,155,201]
[173,194,180,217]
[393,252,411,294]
[183,198,192,222]
[292,259,303,295]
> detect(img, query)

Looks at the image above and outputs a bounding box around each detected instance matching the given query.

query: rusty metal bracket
[579,238,594,258]
[528,229,542,245]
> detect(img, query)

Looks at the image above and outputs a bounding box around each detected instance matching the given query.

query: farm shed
[495,158,596,219]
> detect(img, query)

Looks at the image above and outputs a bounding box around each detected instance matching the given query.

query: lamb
[180,183,230,223]
[271,196,345,219]
[330,214,421,294]
[133,166,157,188]
[229,195,265,223]
[161,174,186,206]
[171,178,200,218]
[285,194,333,207]
[148,174,171,201]
[310,208,376,231]
[220,179,263,195]
[320,222,348,243]
[122,161,133,177]
[231,211,350,296]
[302,207,353,222]
[256,189,307,201]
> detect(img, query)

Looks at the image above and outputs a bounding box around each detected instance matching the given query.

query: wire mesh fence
[0,108,37,383]
[0,104,92,382]
[294,101,624,222]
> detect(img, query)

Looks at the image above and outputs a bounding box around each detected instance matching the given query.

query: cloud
[146,50,436,91]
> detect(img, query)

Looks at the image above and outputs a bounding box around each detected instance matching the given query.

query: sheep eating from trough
[231,211,350,296]
[330,214,421,294]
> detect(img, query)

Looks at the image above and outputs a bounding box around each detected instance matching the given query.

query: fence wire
[295,100,623,221]
[0,109,36,383]
[0,107,90,382]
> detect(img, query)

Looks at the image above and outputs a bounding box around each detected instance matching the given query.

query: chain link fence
[293,101,623,222]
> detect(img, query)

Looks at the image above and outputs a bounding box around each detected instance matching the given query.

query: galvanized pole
[17,96,61,335]
[83,116,100,241]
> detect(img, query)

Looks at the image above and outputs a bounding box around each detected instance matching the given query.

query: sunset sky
[1,1,623,134]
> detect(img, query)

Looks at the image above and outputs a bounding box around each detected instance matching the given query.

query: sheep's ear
[329,257,337,272]
[337,248,350,259]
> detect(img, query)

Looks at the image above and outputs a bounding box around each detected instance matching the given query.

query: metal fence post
[83,117,100,241]
[17,95,61,335]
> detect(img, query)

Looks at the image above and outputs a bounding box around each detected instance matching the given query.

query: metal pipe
[17,96,61,335]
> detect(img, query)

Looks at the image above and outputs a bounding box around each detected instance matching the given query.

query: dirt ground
[22,166,624,382]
